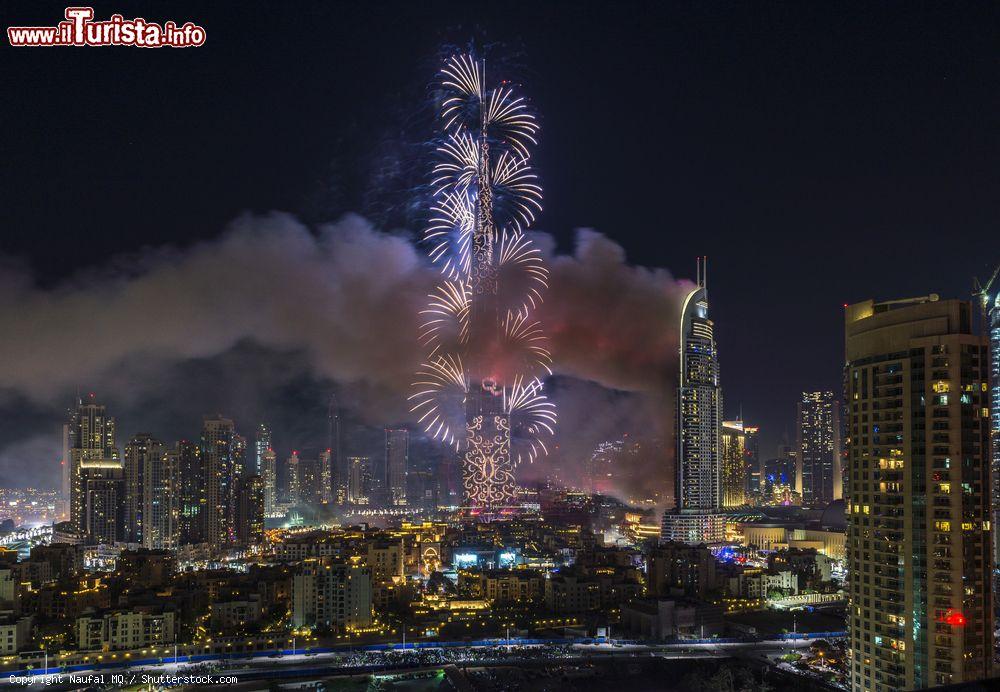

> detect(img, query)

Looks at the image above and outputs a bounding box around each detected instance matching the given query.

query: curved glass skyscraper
[662,258,726,544]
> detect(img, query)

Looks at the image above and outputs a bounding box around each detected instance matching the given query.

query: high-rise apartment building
[235,475,264,545]
[254,424,271,478]
[845,296,992,690]
[662,258,726,543]
[797,391,842,507]
[143,442,178,550]
[744,425,761,502]
[984,288,1000,573]
[174,440,202,545]
[124,433,165,545]
[261,448,277,516]
[385,428,409,506]
[329,396,345,505]
[79,461,124,545]
[286,451,301,506]
[320,449,333,504]
[200,416,237,548]
[347,456,371,505]
[67,395,120,535]
[298,454,323,506]
[721,421,746,508]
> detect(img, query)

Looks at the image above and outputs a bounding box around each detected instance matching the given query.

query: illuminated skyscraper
[846,296,992,690]
[320,449,332,504]
[744,425,761,502]
[235,474,264,545]
[174,440,202,545]
[796,391,842,507]
[60,422,71,502]
[981,280,1000,573]
[298,453,323,506]
[254,423,271,477]
[662,258,725,544]
[143,442,178,550]
[124,433,165,544]
[67,395,120,536]
[721,421,746,507]
[79,462,124,545]
[261,448,277,516]
[347,456,371,505]
[329,396,345,505]
[286,451,301,505]
[200,416,236,548]
[385,428,409,506]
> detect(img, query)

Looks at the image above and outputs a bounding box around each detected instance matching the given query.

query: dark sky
[3,0,1000,467]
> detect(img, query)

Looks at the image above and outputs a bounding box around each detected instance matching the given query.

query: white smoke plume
[0,213,689,498]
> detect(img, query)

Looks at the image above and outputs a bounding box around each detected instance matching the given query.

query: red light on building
[940,611,966,626]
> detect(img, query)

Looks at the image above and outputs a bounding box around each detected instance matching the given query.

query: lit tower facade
[846,296,992,690]
[796,391,842,507]
[174,440,202,544]
[661,258,726,543]
[143,442,178,550]
[254,423,271,477]
[410,54,555,518]
[262,448,277,516]
[978,270,1000,573]
[200,416,236,548]
[385,428,409,506]
[124,433,165,544]
[721,421,746,507]
[67,395,120,536]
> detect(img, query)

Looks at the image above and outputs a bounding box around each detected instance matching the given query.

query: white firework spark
[412,52,556,507]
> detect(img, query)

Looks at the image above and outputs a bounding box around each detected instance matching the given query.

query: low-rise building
[0,616,33,654]
[544,572,601,613]
[210,595,263,631]
[620,599,723,640]
[76,609,175,651]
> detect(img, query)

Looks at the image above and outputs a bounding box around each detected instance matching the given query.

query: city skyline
[4,3,1000,491]
[1,4,1000,688]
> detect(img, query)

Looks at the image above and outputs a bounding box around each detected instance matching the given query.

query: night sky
[2,1,1000,486]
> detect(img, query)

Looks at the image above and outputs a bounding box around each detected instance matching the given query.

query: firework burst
[410,53,556,511]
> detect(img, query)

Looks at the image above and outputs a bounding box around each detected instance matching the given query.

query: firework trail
[409,53,555,512]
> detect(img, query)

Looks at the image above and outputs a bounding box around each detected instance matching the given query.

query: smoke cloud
[0,214,688,502]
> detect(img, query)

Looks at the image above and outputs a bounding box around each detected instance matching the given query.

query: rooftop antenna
[696,257,701,287]
[703,255,708,290]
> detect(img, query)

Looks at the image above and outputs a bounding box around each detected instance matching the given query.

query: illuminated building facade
[79,461,124,544]
[744,425,761,502]
[662,258,726,544]
[987,290,1000,572]
[254,423,271,477]
[261,448,277,516]
[320,449,333,504]
[124,433,164,545]
[285,451,301,505]
[797,391,842,506]
[721,421,746,507]
[385,428,409,506]
[200,416,236,548]
[291,558,373,631]
[845,296,992,690]
[67,396,120,536]
[142,439,178,550]
[235,474,264,545]
[347,456,372,505]
[174,440,202,544]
